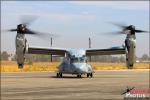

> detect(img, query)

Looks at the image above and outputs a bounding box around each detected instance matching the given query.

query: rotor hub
[17,24,26,33]
[126,25,135,31]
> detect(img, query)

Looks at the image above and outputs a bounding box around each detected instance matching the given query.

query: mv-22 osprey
[6,20,148,78]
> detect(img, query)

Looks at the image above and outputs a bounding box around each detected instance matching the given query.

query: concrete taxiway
[1,70,149,100]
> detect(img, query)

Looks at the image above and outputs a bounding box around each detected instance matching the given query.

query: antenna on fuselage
[89,37,91,48]
[50,37,53,62]
[50,37,53,47]
[89,37,91,62]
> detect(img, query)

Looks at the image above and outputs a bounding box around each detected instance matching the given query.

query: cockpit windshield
[70,57,86,63]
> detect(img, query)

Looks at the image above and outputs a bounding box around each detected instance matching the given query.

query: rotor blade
[106,31,125,35]
[135,29,149,33]
[109,22,127,29]
[2,29,17,32]
[95,31,126,36]
[113,31,125,34]
[25,29,37,34]
[25,28,60,38]
[20,15,38,26]
[9,29,18,32]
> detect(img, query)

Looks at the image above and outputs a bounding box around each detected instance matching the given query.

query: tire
[79,75,82,78]
[127,64,133,69]
[18,64,24,69]
[87,73,89,77]
[90,73,93,78]
[77,75,82,78]
[129,64,133,69]
[56,73,59,78]
[60,73,63,78]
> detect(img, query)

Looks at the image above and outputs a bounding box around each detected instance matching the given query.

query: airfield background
[1,51,149,72]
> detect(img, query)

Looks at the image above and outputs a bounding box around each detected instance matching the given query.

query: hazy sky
[1,1,149,57]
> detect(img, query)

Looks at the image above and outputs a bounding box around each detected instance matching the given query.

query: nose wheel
[77,74,82,78]
[56,73,62,78]
[87,73,93,78]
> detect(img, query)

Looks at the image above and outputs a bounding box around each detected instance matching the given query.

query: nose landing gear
[77,74,82,78]
[87,73,93,78]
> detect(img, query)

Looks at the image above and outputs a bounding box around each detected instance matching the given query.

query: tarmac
[1,70,149,100]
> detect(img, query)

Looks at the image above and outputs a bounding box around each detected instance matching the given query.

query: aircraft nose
[72,63,87,73]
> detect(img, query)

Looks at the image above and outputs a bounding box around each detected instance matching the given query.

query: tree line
[0,51,150,63]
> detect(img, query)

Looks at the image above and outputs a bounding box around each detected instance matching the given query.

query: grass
[89,62,149,70]
[1,61,149,72]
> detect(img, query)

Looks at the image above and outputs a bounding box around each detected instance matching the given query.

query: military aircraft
[4,18,148,78]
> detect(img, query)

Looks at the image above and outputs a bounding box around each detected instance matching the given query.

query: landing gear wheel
[90,73,93,78]
[127,63,133,69]
[129,64,133,69]
[57,73,59,78]
[18,64,24,69]
[77,75,82,78]
[87,73,89,77]
[60,73,63,78]
[56,73,63,78]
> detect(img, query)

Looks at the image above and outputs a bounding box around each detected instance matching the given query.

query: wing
[86,47,126,56]
[28,47,66,56]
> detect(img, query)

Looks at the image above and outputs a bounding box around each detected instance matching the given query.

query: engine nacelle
[15,34,27,69]
[125,35,136,69]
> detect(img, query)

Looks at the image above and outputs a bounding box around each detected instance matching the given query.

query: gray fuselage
[58,49,93,74]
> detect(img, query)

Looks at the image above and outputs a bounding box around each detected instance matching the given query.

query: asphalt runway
[1,70,149,100]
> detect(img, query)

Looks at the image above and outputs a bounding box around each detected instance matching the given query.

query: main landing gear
[56,73,62,78]
[56,73,93,78]
[87,73,93,78]
[76,73,93,78]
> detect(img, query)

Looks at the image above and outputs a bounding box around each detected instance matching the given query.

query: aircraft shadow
[50,76,88,79]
